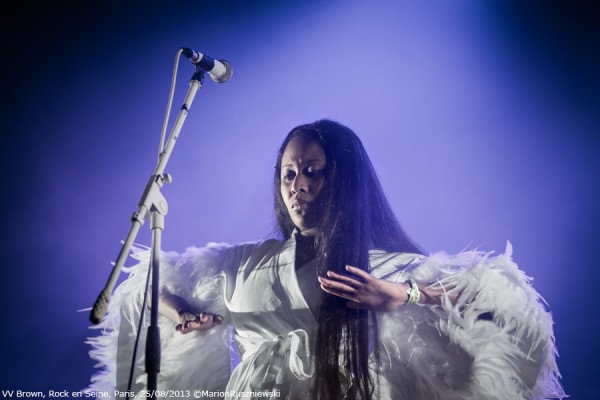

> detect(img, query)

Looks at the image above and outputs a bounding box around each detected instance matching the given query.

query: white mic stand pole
[90,64,207,397]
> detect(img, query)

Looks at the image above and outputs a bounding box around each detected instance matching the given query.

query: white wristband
[406,278,421,305]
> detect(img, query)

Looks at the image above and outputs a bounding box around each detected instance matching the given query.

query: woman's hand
[318,265,409,312]
[157,291,224,334]
[176,311,224,334]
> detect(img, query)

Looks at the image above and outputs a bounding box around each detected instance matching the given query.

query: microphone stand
[90,67,207,398]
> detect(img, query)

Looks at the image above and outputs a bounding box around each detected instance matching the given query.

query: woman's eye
[305,168,322,178]
[282,172,295,182]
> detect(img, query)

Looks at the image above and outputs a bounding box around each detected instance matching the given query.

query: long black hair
[273,119,422,399]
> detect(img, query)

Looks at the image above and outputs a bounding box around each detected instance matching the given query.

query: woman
[88,120,564,399]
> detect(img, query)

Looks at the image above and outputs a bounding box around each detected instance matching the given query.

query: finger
[191,314,224,331]
[177,315,203,334]
[183,319,206,332]
[199,312,211,324]
[320,283,356,301]
[326,270,363,287]
[318,276,357,295]
[176,323,193,333]
[177,312,224,334]
[177,320,197,334]
[200,312,225,325]
[345,265,373,280]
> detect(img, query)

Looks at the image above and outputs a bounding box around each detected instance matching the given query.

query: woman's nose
[291,175,308,193]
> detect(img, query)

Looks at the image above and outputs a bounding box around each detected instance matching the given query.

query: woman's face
[280,137,326,236]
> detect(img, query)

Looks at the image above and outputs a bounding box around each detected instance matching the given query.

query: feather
[85,243,236,398]
[373,243,565,400]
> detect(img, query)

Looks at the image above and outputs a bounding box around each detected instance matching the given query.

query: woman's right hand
[175,311,224,334]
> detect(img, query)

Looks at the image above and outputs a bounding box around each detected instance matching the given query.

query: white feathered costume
[87,232,565,399]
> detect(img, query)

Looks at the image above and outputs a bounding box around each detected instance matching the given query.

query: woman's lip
[291,199,309,209]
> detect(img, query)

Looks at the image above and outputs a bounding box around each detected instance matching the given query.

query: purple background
[2,1,598,397]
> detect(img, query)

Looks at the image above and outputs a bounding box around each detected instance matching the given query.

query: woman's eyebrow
[281,158,324,168]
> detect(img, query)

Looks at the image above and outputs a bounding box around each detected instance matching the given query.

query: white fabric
[86,235,565,400]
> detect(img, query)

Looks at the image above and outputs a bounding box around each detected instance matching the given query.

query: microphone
[181,48,232,83]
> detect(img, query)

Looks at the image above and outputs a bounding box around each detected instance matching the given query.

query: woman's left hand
[318,265,408,312]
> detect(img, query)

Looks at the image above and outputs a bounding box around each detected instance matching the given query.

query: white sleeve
[372,243,565,400]
[86,242,250,397]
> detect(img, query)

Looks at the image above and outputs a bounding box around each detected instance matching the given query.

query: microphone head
[211,59,233,83]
